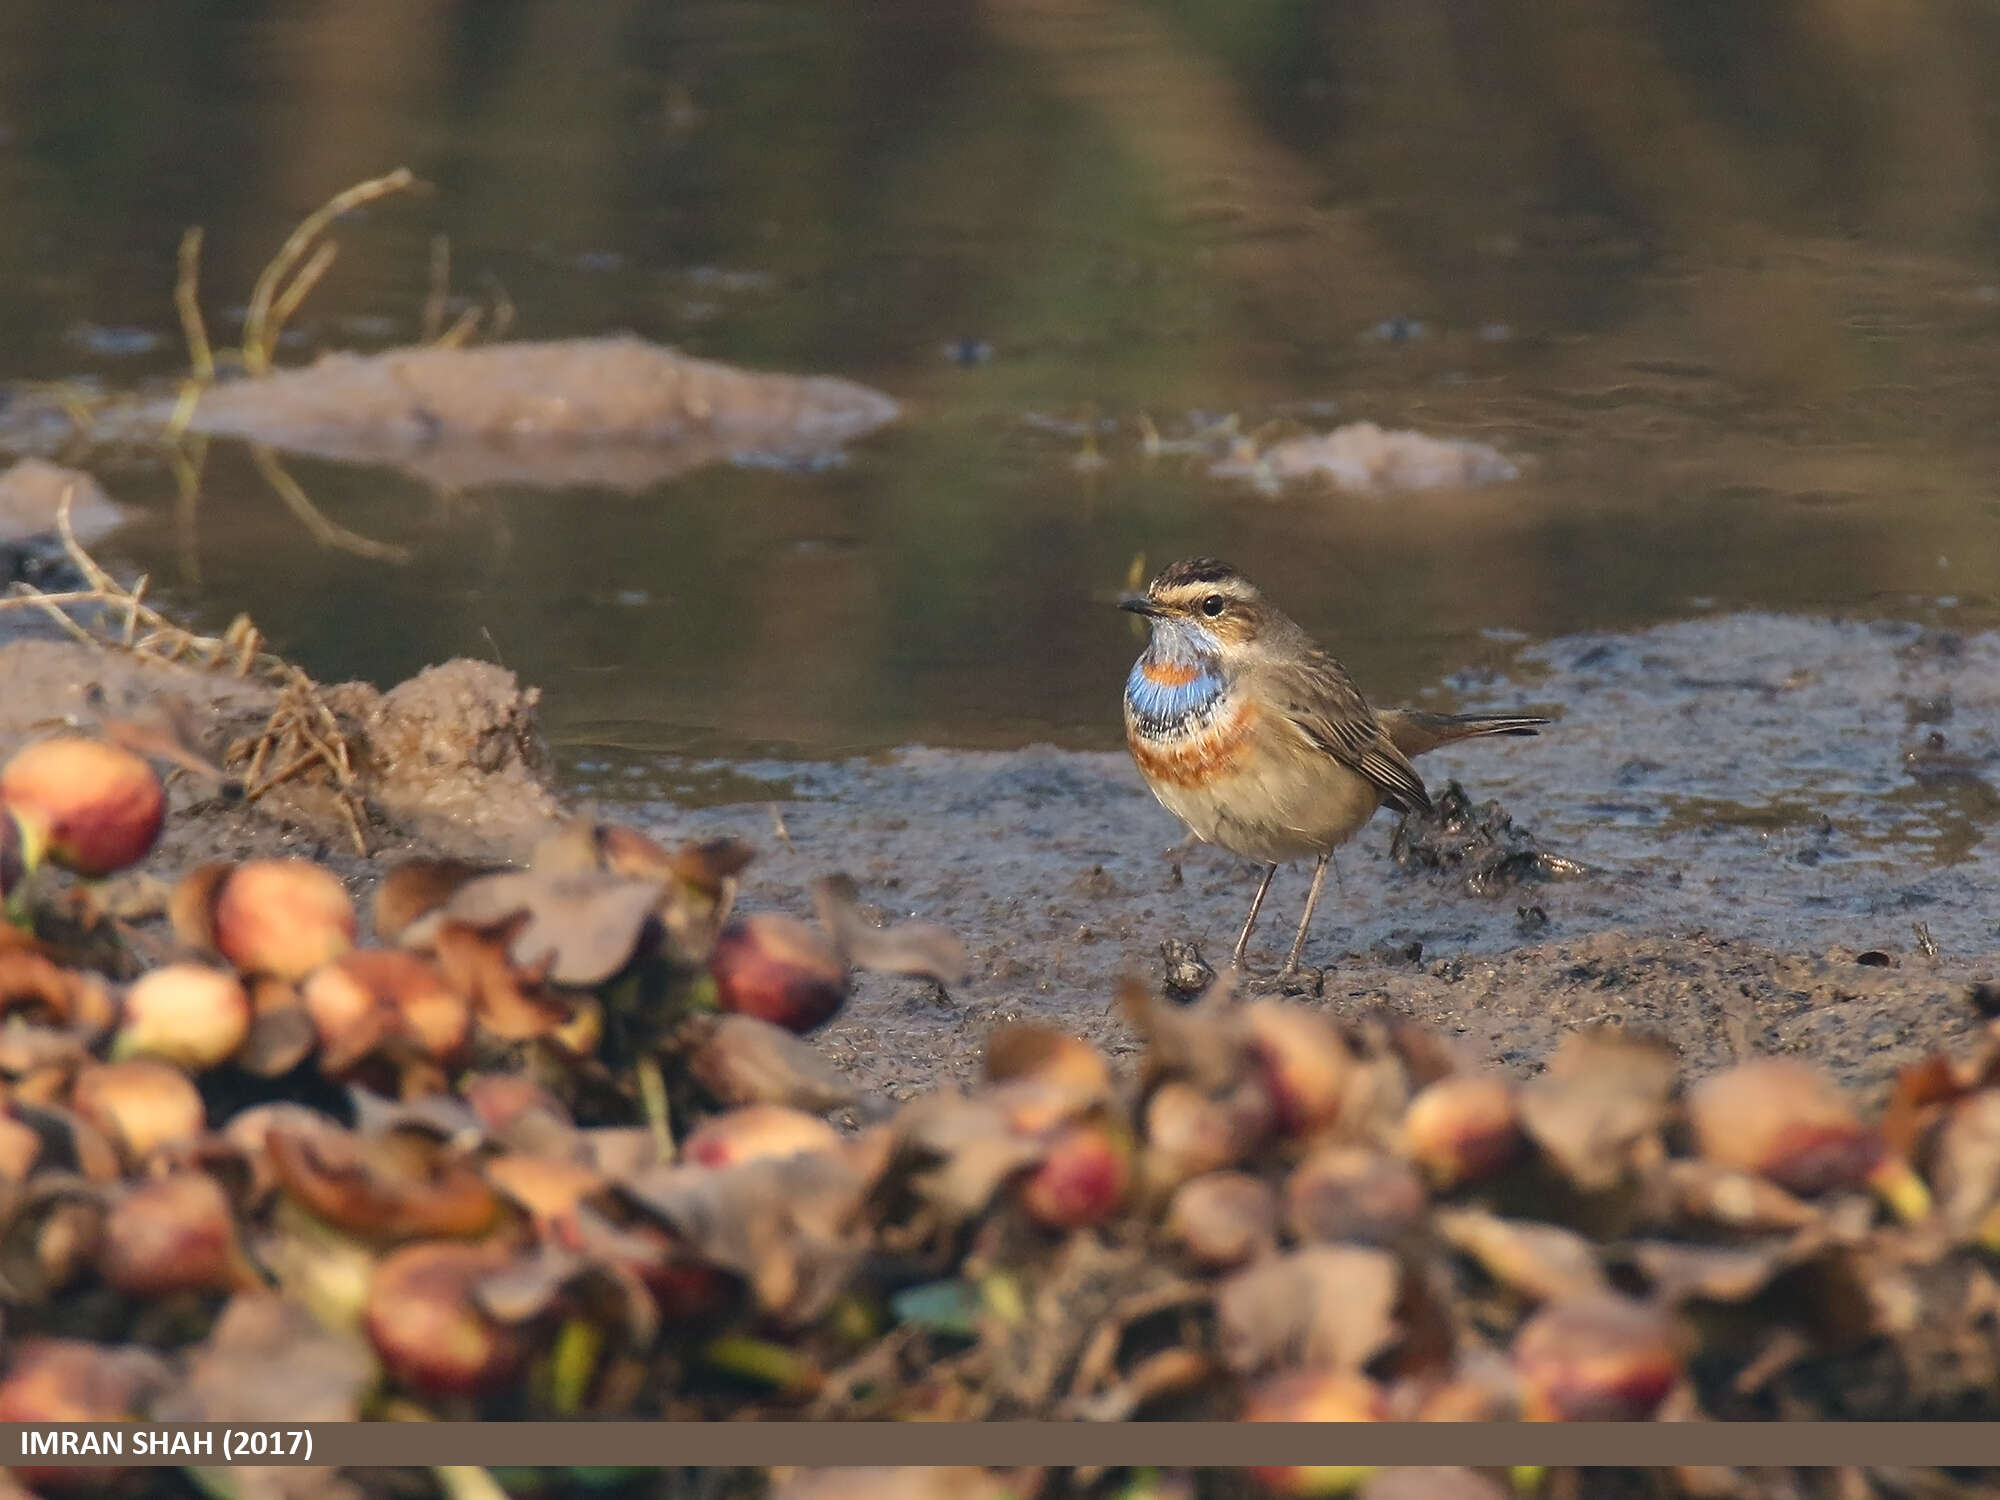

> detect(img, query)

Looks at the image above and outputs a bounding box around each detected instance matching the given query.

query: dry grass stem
[167,435,208,586]
[423,234,450,344]
[434,305,484,350]
[248,443,412,565]
[483,274,516,341]
[230,664,371,854]
[174,226,214,385]
[1,485,375,853]
[266,241,341,344]
[242,167,423,376]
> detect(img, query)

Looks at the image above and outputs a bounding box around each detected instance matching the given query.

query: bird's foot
[1233,963,1325,998]
[1281,969,1325,997]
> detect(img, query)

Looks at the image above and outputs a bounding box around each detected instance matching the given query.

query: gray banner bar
[8,1423,2000,1469]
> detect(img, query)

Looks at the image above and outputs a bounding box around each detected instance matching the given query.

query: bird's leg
[1231,863,1279,969]
[1281,854,1331,976]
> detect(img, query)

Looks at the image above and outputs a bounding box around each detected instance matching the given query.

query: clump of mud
[0,636,565,876]
[1389,780,1594,895]
[127,335,902,493]
[1209,419,1520,494]
[310,659,563,851]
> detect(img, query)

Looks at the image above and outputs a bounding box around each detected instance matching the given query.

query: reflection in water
[0,0,1997,792]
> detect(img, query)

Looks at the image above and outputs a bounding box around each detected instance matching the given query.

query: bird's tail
[1378,709,1550,760]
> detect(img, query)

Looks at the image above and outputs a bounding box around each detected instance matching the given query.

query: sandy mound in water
[152,335,902,491]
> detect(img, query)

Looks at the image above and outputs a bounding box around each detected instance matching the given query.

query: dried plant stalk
[0,485,375,852]
[242,166,422,375]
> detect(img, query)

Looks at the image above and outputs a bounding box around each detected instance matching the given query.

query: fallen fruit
[365,1239,529,1398]
[1402,1073,1524,1188]
[70,1059,207,1163]
[0,735,166,878]
[1512,1294,1683,1421]
[1019,1115,1133,1230]
[682,1103,844,1168]
[113,963,251,1070]
[708,913,849,1034]
[100,1172,259,1297]
[1243,1368,1388,1496]
[213,858,358,980]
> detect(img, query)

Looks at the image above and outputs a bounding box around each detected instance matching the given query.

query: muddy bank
[0,639,564,891]
[631,611,2000,1107]
[0,608,1992,1108]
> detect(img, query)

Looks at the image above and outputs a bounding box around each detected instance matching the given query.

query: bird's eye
[1200,594,1227,618]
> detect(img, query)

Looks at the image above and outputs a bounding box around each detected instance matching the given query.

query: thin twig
[167,435,207,587]
[242,167,421,375]
[175,226,214,384]
[423,233,450,344]
[265,241,340,346]
[248,443,412,564]
[1,485,292,680]
[435,305,483,350]
[122,575,146,647]
[483,274,516,341]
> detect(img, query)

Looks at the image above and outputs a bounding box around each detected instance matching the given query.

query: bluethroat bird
[1121,557,1548,975]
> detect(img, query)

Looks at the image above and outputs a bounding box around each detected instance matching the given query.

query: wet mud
[0,609,1993,1112]
[633,611,2000,1107]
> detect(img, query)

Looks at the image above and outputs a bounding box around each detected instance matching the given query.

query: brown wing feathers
[1273,652,1434,816]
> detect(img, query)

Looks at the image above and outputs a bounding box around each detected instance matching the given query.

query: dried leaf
[472,1241,660,1349]
[811,874,966,985]
[620,1150,872,1325]
[266,1121,502,1242]
[1215,1245,1401,1374]
[687,1013,859,1113]
[236,1004,319,1079]
[1657,1159,1822,1233]
[887,1090,1050,1223]
[1627,1240,1792,1306]
[153,1292,376,1422]
[1519,1030,1676,1192]
[0,1336,172,1422]
[1285,1147,1429,1249]
[344,1087,484,1143]
[373,857,508,945]
[1930,1090,2000,1235]
[1435,1209,1613,1304]
[0,952,112,1032]
[485,1153,608,1230]
[439,869,664,987]
[1165,1171,1279,1270]
[427,920,574,1041]
[984,1022,1113,1103]
[168,861,234,954]
[1119,971,1247,1095]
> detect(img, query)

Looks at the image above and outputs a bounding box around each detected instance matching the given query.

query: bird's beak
[1119,594,1162,618]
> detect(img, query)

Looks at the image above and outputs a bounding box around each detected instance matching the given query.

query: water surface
[2,0,1998,812]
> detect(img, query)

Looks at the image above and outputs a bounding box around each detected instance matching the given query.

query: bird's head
[1119,557,1273,655]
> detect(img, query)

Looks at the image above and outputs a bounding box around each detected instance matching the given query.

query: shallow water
[4,0,2000,875]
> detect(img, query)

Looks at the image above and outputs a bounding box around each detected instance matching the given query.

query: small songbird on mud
[1120,557,1548,975]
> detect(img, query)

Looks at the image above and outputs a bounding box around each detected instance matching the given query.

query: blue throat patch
[1125,651,1227,737]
